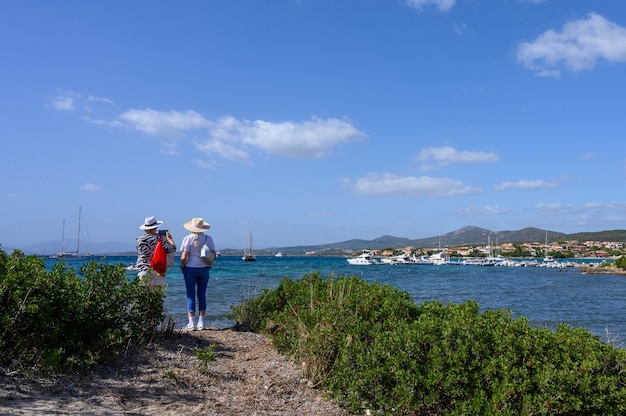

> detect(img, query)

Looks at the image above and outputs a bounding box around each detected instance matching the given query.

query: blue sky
[2,0,626,252]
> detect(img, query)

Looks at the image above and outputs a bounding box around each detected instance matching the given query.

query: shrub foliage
[233,272,626,415]
[0,249,165,373]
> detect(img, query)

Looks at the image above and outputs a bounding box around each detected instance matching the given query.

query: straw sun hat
[184,217,211,233]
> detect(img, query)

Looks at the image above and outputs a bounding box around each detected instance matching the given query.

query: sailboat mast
[61,218,65,254]
[76,206,82,255]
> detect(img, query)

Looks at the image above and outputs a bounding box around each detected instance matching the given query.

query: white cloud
[458,205,510,216]
[195,138,252,165]
[82,116,124,127]
[495,179,558,191]
[116,110,362,160]
[346,173,480,197]
[535,201,626,229]
[51,90,80,111]
[159,141,179,156]
[406,0,455,12]
[536,201,626,215]
[81,183,102,192]
[414,146,499,171]
[453,23,473,36]
[63,98,364,165]
[193,158,220,170]
[88,95,115,105]
[119,109,212,139]
[517,13,626,77]
[207,116,363,159]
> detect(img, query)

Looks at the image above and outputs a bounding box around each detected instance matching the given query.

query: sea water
[46,255,626,342]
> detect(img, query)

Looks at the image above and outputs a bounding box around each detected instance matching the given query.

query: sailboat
[242,232,256,262]
[50,207,93,259]
[543,230,554,263]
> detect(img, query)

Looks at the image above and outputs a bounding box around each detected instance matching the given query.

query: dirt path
[0,328,353,415]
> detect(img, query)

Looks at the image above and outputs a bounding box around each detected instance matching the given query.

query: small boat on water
[461,257,499,266]
[242,232,256,262]
[411,254,435,265]
[274,251,283,257]
[429,251,450,265]
[347,251,379,265]
[242,253,256,261]
[380,253,413,265]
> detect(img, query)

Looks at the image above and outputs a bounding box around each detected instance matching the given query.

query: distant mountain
[268,226,561,253]
[251,226,625,255]
[563,230,626,243]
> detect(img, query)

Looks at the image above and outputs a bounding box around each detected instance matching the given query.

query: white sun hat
[139,216,163,230]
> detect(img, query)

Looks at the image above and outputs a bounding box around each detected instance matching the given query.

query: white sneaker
[182,323,195,331]
[196,322,205,331]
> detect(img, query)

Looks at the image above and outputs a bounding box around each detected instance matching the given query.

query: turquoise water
[46,255,626,341]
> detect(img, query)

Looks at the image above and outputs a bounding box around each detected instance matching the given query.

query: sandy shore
[0,328,352,416]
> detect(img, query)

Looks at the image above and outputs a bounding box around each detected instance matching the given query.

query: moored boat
[347,251,379,265]
[380,253,413,265]
[50,207,93,259]
[242,232,256,262]
[429,251,450,265]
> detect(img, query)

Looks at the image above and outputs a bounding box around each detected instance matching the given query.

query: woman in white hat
[134,216,176,286]
[179,217,216,331]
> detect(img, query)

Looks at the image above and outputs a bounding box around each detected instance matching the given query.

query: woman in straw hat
[180,217,216,331]
[134,216,176,287]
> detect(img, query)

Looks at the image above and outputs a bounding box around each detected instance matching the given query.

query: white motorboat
[411,254,434,265]
[429,251,450,265]
[347,252,379,265]
[381,253,413,265]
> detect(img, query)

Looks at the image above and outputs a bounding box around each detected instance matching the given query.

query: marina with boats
[346,250,585,268]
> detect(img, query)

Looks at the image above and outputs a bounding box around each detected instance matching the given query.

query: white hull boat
[347,252,379,265]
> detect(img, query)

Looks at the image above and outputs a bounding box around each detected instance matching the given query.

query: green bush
[234,272,626,415]
[0,249,165,373]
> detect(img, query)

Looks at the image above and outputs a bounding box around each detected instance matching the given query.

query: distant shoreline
[34,252,626,276]
[574,263,626,276]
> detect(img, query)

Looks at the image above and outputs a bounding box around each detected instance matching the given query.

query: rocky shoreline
[575,263,626,276]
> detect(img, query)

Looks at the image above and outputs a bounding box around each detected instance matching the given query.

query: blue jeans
[183,266,210,313]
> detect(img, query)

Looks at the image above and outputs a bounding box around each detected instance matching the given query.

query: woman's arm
[180,251,189,270]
